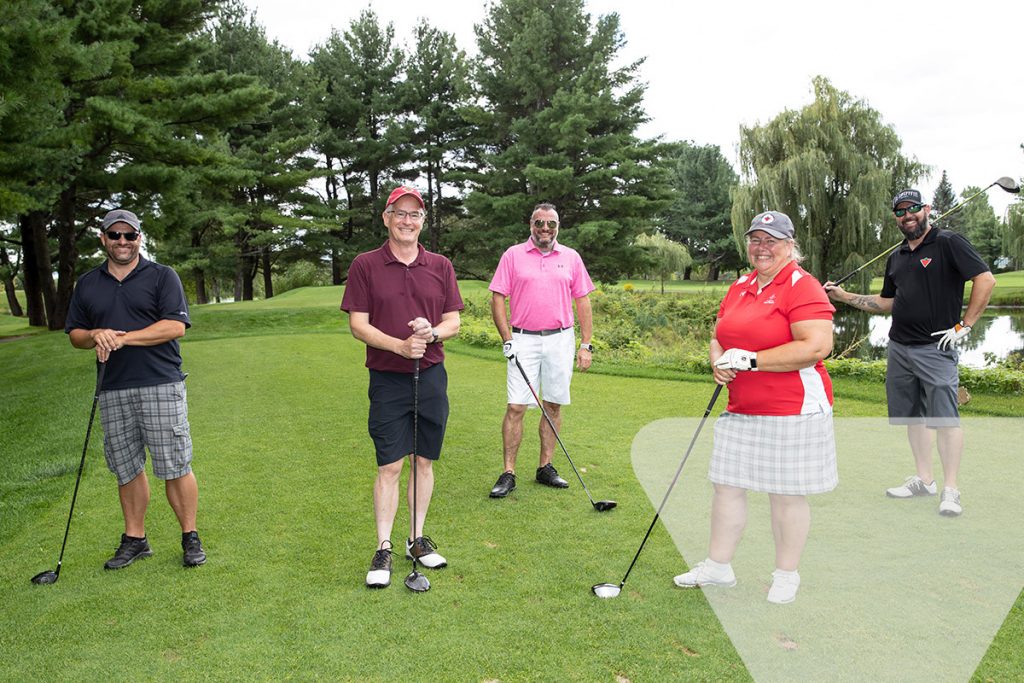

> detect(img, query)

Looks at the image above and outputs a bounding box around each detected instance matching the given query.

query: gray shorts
[885,341,960,429]
[98,381,193,485]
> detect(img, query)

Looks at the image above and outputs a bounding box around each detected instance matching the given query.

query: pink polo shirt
[489,239,595,330]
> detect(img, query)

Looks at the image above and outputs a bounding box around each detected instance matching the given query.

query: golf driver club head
[593,500,617,512]
[995,176,1021,193]
[592,583,622,598]
[30,570,59,585]
[405,570,430,593]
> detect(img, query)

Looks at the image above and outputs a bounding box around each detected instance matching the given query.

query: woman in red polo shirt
[673,211,837,605]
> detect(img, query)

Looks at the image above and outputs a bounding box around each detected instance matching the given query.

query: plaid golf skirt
[708,410,838,495]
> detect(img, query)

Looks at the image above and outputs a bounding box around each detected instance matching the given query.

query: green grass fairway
[1,286,1021,682]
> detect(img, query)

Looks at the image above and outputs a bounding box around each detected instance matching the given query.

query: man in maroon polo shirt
[341,186,464,588]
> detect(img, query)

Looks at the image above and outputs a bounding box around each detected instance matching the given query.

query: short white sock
[773,568,799,579]
[705,558,732,575]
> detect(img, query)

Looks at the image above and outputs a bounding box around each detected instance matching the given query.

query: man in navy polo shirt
[341,186,463,588]
[66,208,206,569]
[825,189,995,517]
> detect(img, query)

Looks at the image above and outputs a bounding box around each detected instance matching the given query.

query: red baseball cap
[385,186,424,209]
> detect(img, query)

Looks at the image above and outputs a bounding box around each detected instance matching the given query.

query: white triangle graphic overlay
[631,417,1024,682]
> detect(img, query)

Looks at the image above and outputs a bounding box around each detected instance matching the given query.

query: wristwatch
[430,329,439,344]
[579,343,593,352]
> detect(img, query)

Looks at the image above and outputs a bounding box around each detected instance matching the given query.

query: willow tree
[635,231,691,294]
[732,76,927,286]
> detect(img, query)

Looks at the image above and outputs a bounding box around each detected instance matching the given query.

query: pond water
[832,309,1024,369]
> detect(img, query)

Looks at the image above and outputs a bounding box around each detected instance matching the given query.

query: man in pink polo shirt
[488,202,596,498]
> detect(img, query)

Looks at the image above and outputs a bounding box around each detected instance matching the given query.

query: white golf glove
[502,339,517,360]
[931,322,971,350]
[714,348,757,372]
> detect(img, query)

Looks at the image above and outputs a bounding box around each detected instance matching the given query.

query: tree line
[2,1,1020,330]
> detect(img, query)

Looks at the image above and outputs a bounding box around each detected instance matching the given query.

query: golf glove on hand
[931,322,971,350]
[502,339,517,360]
[714,348,757,371]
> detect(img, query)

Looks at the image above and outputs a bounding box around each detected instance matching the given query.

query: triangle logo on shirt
[920,258,932,268]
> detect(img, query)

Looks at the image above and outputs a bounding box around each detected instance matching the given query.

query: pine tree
[660,143,742,280]
[463,0,674,282]
[930,171,966,234]
[734,76,928,287]
[958,186,1001,268]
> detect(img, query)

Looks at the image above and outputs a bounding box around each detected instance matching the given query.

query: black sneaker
[182,531,206,567]
[366,541,394,588]
[490,471,517,498]
[536,463,569,488]
[104,534,154,570]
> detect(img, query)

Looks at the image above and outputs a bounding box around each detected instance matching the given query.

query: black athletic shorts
[367,363,449,466]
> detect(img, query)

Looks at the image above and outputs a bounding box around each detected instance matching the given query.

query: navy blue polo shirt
[65,257,191,390]
[880,227,989,345]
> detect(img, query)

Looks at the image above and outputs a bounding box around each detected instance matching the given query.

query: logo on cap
[761,214,775,224]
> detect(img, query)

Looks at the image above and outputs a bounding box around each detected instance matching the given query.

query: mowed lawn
[1,286,1021,682]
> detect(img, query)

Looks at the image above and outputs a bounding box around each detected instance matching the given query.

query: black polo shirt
[880,227,989,345]
[65,257,191,390]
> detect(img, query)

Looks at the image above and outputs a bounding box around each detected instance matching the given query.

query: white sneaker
[886,475,938,498]
[939,487,962,517]
[406,536,447,569]
[366,541,394,588]
[673,561,736,588]
[767,570,800,604]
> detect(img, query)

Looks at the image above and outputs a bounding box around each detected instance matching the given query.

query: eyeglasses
[104,231,140,242]
[385,210,424,221]
[532,219,559,229]
[747,237,782,248]
[893,204,925,218]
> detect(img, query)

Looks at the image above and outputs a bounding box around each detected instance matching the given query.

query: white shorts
[507,328,576,407]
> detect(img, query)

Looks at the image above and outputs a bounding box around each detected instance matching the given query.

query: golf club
[404,358,430,593]
[830,176,1021,287]
[512,356,616,512]
[592,383,723,598]
[31,361,106,585]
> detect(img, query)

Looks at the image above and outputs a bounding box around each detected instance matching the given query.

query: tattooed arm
[822,282,894,314]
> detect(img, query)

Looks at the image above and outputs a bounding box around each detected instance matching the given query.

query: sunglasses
[104,230,140,241]
[893,204,924,218]
[532,219,559,229]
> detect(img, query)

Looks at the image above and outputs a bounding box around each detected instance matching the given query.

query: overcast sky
[244,0,1024,218]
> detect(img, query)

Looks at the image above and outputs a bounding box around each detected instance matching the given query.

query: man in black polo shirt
[341,186,463,588]
[65,209,206,569]
[825,189,995,517]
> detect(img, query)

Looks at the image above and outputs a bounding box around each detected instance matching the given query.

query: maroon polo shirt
[341,241,464,373]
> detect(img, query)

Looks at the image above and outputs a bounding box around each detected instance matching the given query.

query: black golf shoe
[490,471,516,498]
[536,463,569,488]
[104,534,154,570]
[182,531,207,567]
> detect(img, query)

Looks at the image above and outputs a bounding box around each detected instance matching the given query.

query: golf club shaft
[616,384,723,589]
[831,180,1000,287]
[55,361,106,573]
[411,358,419,573]
[513,357,598,507]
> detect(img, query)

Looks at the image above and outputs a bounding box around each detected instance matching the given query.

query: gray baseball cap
[102,209,141,232]
[892,189,924,210]
[745,211,795,240]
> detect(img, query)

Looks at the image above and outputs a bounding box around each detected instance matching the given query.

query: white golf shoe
[886,475,938,498]
[406,536,447,569]
[673,560,736,588]
[767,569,800,604]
